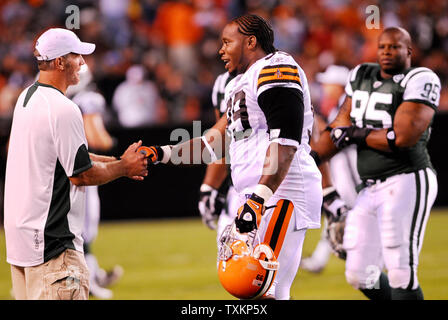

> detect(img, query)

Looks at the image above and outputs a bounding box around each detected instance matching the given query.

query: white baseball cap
[35,28,95,61]
[316,65,350,86]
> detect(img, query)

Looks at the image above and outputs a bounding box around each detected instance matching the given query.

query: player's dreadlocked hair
[232,14,276,54]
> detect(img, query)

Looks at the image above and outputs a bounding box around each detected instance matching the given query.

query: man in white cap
[4,28,148,300]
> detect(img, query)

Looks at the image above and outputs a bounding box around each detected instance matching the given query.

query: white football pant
[343,168,437,290]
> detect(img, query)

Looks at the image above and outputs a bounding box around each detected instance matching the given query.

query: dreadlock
[232,14,276,54]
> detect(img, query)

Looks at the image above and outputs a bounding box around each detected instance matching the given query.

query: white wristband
[254,184,274,203]
[201,136,218,163]
[200,184,213,192]
[323,186,336,197]
[160,145,172,164]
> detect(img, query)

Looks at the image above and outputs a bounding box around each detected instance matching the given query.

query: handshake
[137,145,164,164]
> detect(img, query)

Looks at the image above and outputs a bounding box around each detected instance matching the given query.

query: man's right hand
[120,141,148,180]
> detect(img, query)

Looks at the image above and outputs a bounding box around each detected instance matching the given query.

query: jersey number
[421,83,440,103]
[227,90,252,137]
[351,90,393,128]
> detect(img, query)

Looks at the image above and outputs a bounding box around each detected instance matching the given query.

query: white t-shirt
[4,82,92,267]
[224,51,321,230]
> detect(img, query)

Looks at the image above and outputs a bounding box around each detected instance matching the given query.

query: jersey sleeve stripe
[260,67,298,75]
[258,64,301,89]
[403,98,437,110]
[258,69,300,80]
[257,77,302,89]
[400,68,432,87]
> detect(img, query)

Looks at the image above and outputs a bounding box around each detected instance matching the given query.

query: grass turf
[1,209,447,300]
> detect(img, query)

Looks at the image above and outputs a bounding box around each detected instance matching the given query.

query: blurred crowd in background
[1,0,448,132]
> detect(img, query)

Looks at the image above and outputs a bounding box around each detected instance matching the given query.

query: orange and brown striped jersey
[224,51,321,233]
[257,64,302,90]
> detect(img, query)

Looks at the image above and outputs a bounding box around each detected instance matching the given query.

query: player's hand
[322,187,349,260]
[198,184,226,230]
[322,187,349,220]
[327,216,347,260]
[235,193,265,234]
[330,126,372,149]
[120,141,148,178]
[137,145,163,164]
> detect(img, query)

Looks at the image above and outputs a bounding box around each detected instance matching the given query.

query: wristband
[324,126,333,133]
[254,184,274,204]
[160,145,172,164]
[200,184,213,192]
[322,186,336,198]
[386,128,398,152]
[201,136,218,162]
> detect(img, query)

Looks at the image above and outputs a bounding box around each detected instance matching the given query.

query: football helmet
[218,233,279,299]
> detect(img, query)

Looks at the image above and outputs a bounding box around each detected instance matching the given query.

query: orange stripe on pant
[263,200,294,259]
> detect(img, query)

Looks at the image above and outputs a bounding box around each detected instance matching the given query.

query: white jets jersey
[4,82,92,266]
[224,51,321,230]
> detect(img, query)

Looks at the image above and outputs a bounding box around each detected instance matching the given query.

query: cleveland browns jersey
[345,63,441,180]
[224,51,321,230]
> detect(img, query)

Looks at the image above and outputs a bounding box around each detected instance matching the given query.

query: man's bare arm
[365,102,435,152]
[311,96,352,162]
[70,141,148,186]
[258,143,296,194]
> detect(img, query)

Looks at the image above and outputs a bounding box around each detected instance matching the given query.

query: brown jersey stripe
[259,71,299,78]
[263,199,294,258]
[258,74,301,84]
[260,67,299,75]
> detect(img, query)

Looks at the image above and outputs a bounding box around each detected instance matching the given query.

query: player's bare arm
[70,141,148,186]
[202,160,229,189]
[88,153,117,163]
[258,143,296,192]
[202,111,230,186]
[311,95,352,162]
[83,113,114,151]
[365,102,435,152]
[141,114,228,165]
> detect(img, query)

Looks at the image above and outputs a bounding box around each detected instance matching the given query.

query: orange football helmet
[218,238,279,299]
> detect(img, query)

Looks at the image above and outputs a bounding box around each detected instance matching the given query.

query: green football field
[1,209,447,300]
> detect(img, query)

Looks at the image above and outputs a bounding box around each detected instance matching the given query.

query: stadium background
[0,0,447,300]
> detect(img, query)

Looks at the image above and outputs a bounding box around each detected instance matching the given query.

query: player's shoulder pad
[348,63,380,84]
[256,51,302,91]
[399,67,440,88]
[401,67,441,109]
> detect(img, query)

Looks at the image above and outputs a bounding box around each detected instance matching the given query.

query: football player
[143,14,322,300]
[311,27,440,300]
